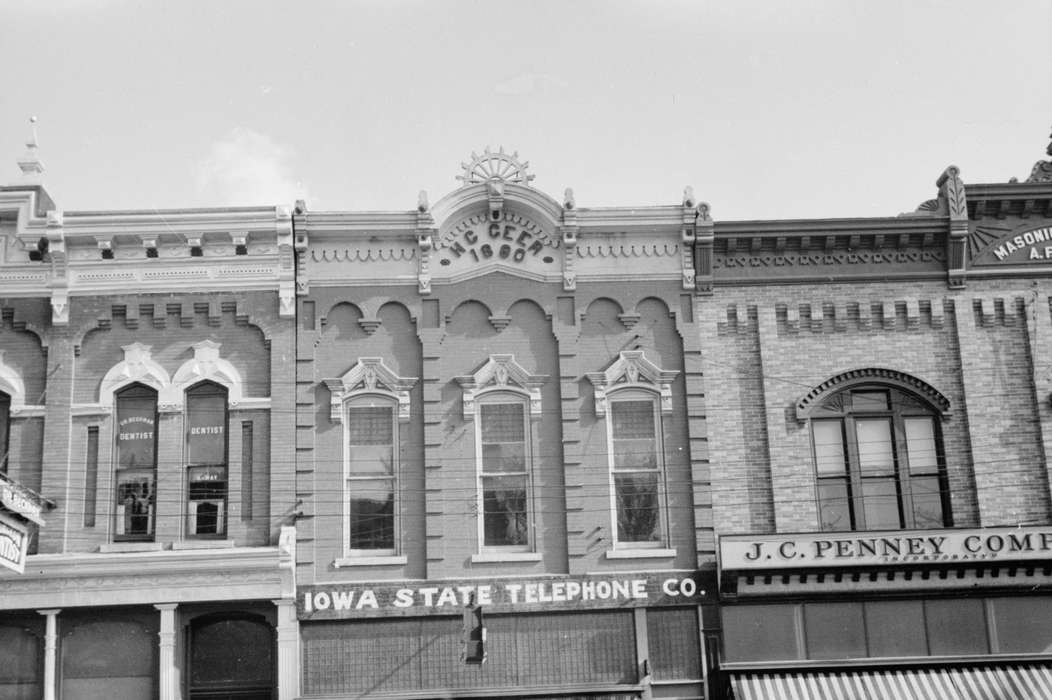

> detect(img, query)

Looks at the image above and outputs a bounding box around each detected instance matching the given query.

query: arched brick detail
[795,367,951,420]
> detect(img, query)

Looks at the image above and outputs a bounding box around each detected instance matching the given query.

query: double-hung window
[477,397,530,549]
[114,383,158,540]
[811,385,949,531]
[185,382,229,537]
[345,399,397,554]
[608,393,665,546]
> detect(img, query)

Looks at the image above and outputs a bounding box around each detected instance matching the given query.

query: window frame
[809,384,951,532]
[184,380,230,539]
[342,394,400,558]
[0,391,9,474]
[605,388,669,549]
[474,391,534,553]
[113,382,159,542]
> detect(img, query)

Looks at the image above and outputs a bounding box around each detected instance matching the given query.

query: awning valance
[730,665,1052,700]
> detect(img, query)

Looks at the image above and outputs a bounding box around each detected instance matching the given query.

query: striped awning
[730,665,1052,700]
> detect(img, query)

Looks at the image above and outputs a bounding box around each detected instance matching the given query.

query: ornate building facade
[705,134,1052,698]
[0,132,299,700]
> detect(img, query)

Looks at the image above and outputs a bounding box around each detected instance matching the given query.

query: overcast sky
[1,0,1050,220]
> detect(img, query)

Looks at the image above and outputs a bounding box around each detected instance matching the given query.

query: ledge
[471,552,543,564]
[333,555,407,568]
[99,542,165,553]
[171,539,236,550]
[605,548,677,560]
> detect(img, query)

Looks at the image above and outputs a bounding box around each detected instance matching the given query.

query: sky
[1,0,1050,221]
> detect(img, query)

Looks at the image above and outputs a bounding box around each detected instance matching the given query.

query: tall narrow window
[346,400,397,553]
[609,394,665,546]
[0,391,10,474]
[186,382,228,538]
[810,385,950,531]
[478,398,530,549]
[114,384,158,540]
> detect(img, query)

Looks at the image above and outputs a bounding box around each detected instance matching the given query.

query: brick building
[704,135,1052,697]
[0,130,300,699]
[291,149,712,699]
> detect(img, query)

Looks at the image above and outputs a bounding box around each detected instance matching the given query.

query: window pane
[116,470,154,537]
[0,393,9,473]
[904,417,938,473]
[721,605,800,662]
[855,418,894,475]
[480,403,524,442]
[804,603,866,660]
[990,597,1052,654]
[186,388,226,466]
[817,480,852,531]
[615,472,660,543]
[812,420,847,476]
[613,438,658,470]
[482,441,526,473]
[188,465,227,536]
[646,608,700,680]
[0,625,40,691]
[347,406,393,444]
[348,479,395,549]
[910,476,944,528]
[190,618,273,688]
[115,387,156,469]
[864,600,927,657]
[852,391,888,411]
[925,599,988,655]
[482,475,527,546]
[861,478,900,530]
[611,400,655,438]
[61,619,156,700]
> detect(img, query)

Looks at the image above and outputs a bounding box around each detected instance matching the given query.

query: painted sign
[0,475,44,525]
[297,573,705,620]
[0,512,29,574]
[719,526,1052,571]
[437,212,559,273]
[976,226,1052,265]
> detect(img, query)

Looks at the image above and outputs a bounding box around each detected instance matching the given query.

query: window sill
[99,542,164,553]
[333,555,407,568]
[172,539,236,550]
[605,548,677,560]
[471,552,543,563]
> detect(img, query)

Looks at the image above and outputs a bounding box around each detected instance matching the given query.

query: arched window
[114,383,158,540]
[476,392,532,549]
[810,384,950,531]
[607,389,667,546]
[185,382,229,538]
[345,396,398,554]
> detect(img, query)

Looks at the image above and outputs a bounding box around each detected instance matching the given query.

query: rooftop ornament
[16,116,44,185]
[1025,124,1052,183]
[456,146,535,187]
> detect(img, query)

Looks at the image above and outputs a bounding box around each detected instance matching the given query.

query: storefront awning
[730,665,1052,700]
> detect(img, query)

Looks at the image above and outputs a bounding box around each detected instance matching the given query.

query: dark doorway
[188,614,274,700]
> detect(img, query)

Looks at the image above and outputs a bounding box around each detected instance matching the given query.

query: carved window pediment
[99,343,171,404]
[324,358,417,423]
[455,354,547,420]
[170,340,245,406]
[586,350,678,416]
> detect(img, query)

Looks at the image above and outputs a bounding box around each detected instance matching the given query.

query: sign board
[719,526,1052,572]
[298,572,705,620]
[974,225,1052,265]
[0,512,29,574]
[0,477,44,525]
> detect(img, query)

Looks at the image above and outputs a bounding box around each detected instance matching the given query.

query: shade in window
[810,386,949,531]
[478,399,529,548]
[346,401,397,553]
[609,396,665,545]
[114,384,157,540]
[186,382,228,537]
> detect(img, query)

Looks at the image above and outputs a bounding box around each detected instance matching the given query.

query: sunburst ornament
[457,147,535,186]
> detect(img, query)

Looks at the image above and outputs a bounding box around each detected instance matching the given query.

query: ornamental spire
[16,116,45,184]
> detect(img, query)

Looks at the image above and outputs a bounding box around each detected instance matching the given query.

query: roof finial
[1025,123,1052,183]
[17,116,45,184]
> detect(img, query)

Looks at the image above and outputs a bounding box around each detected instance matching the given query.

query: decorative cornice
[795,367,952,420]
[455,354,547,420]
[586,350,678,416]
[323,357,418,423]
